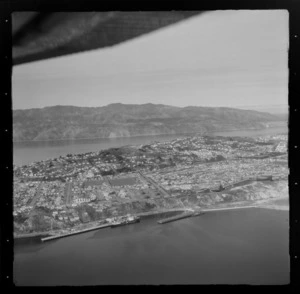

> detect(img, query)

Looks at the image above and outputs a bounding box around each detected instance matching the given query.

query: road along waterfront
[19,195,288,243]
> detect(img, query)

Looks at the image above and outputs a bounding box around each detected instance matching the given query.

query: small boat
[193,211,205,216]
[127,216,141,224]
[110,221,124,228]
[110,215,140,228]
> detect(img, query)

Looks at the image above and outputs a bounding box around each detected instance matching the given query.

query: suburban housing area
[13,134,288,237]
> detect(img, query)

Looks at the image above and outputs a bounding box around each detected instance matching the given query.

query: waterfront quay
[41,209,196,242]
[135,208,189,218]
[157,211,195,224]
[41,223,111,242]
[156,204,265,224]
[202,205,258,213]
[20,200,282,243]
[14,231,52,240]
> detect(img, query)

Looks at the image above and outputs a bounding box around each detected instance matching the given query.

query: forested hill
[13,103,281,141]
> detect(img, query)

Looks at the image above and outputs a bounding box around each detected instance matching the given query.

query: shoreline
[14,209,188,240]
[254,195,289,211]
[14,197,289,241]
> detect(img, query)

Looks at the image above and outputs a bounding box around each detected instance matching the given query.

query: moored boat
[193,211,205,216]
[110,215,140,228]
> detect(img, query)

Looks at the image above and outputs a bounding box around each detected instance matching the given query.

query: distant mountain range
[13,103,283,141]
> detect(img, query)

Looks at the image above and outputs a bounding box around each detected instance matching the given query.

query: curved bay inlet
[13,124,287,166]
[14,208,289,285]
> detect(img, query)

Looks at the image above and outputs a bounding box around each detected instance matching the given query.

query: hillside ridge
[13,103,281,141]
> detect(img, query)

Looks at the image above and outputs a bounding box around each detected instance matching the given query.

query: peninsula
[13,133,288,239]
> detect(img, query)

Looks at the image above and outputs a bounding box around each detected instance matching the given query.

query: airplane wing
[12,11,201,65]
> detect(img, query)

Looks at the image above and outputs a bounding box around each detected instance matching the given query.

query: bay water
[14,208,289,285]
[13,124,289,285]
[13,124,287,166]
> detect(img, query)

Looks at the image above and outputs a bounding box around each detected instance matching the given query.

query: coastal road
[65,182,73,206]
[138,171,171,197]
[28,182,43,208]
[103,176,112,187]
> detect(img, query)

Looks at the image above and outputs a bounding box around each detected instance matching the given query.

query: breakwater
[41,223,111,242]
[40,209,189,242]
[136,209,187,219]
[14,232,53,240]
[202,205,258,213]
[157,211,195,224]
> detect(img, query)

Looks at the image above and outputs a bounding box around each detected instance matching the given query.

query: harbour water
[13,123,289,285]
[14,207,289,285]
[13,124,287,166]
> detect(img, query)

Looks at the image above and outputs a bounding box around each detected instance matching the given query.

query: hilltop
[13,103,281,141]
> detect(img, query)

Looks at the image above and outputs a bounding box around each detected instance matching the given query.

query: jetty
[202,205,257,213]
[157,211,195,224]
[41,223,111,242]
[192,211,205,217]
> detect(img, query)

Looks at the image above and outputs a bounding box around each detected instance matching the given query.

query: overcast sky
[12,10,288,110]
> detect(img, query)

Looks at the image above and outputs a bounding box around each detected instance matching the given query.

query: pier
[157,211,195,224]
[41,223,111,242]
[136,208,188,218]
[202,205,258,212]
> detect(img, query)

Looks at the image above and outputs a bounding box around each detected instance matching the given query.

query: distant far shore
[13,132,192,143]
[13,123,287,144]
